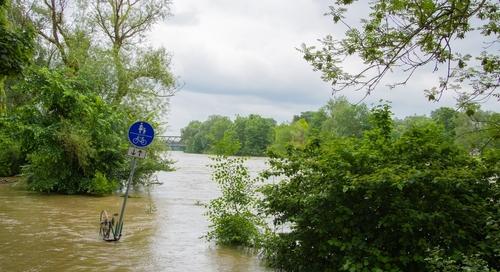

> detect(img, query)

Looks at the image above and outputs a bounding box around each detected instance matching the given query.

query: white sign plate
[127,147,147,159]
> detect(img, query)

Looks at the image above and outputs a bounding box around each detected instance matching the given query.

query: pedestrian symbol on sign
[138,123,146,134]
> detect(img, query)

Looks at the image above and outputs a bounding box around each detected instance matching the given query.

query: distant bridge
[158,135,185,150]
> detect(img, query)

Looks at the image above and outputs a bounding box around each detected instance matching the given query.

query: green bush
[205,156,262,247]
[260,105,499,271]
[9,67,168,194]
[85,171,118,195]
[208,212,260,247]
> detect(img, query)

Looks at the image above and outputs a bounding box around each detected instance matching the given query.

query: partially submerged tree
[0,0,174,192]
[302,0,499,108]
[205,156,262,247]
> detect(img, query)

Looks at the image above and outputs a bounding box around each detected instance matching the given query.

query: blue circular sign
[128,121,155,148]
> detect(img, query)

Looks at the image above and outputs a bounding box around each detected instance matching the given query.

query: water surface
[0,151,270,271]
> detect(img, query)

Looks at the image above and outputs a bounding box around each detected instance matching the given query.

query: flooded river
[0,151,270,271]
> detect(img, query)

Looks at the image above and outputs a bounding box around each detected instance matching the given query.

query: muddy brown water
[0,151,271,271]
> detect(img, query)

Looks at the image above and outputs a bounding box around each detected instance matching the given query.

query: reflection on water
[0,151,270,271]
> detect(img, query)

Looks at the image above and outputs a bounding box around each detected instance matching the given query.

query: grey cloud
[167,10,200,27]
[151,0,496,135]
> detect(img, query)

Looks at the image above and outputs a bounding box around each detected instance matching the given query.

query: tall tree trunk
[112,45,128,104]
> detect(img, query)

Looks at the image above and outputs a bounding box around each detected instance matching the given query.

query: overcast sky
[148,0,498,135]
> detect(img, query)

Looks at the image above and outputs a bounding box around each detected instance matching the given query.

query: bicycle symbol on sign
[128,121,154,148]
[131,122,149,146]
[132,135,147,145]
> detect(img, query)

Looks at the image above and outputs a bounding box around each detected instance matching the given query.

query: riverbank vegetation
[204,0,499,269]
[0,0,174,194]
[182,114,276,156]
[206,104,499,271]
[183,97,499,158]
[260,104,499,271]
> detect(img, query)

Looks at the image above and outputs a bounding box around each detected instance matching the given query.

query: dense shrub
[260,105,499,271]
[85,171,118,195]
[10,68,169,194]
[208,212,260,247]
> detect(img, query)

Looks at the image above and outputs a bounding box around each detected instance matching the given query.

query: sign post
[114,157,138,239]
[99,121,155,241]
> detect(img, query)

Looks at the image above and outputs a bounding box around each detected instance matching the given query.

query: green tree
[181,115,234,154]
[0,0,34,175]
[302,0,499,108]
[394,115,434,137]
[233,114,276,156]
[0,128,22,176]
[431,107,460,137]
[454,109,500,154]
[92,0,174,104]
[320,97,371,138]
[205,156,262,247]
[11,68,125,193]
[22,0,175,104]
[181,114,276,156]
[425,247,497,272]
[270,118,309,155]
[212,130,241,156]
[0,0,173,191]
[181,120,203,153]
[11,67,170,194]
[293,110,327,139]
[394,106,499,155]
[293,110,327,130]
[204,115,233,150]
[260,105,498,271]
[22,0,92,71]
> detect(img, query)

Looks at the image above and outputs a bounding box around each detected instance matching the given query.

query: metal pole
[115,157,137,240]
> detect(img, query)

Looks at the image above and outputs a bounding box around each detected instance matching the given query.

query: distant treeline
[180,97,499,156]
[181,114,276,156]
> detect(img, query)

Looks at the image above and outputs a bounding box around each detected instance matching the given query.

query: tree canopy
[181,114,276,156]
[302,0,499,109]
[180,97,498,158]
[260,104,499,271]
[0,0,174,194]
